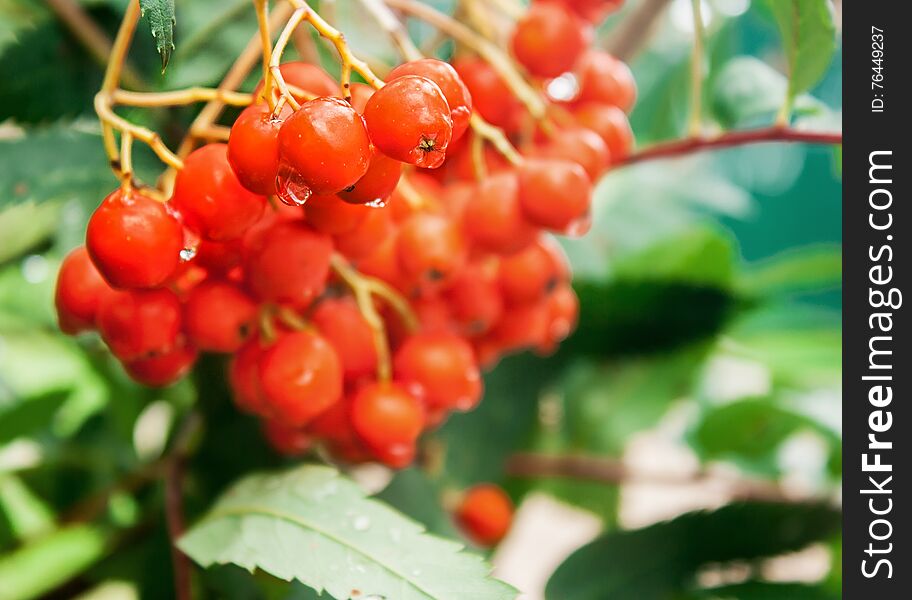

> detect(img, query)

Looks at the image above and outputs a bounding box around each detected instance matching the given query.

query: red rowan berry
[310,297,379,380]
[455,484,514,547]
[243,221,333,308]
[172,144,267,242]
[363,75,453,168]
[453,59,523,131]
[518,158,592,232]
[183,280,257,353]
[511,2,592,78]
[574,102,634,159]
[350,381,424,462]
[55,246,113,334]
[255,61,340,101]
[558,0,625,23]
[86,188,183,289]
[575,50,637,113]
[123,341,197,387]
[462,172,538,255]
[530,126,610,180]
[333,204,394,260]
[396,213,468,286]
[348,82,375,113]
[387,58,473,141]
[228,103,292,195]
[97,288,182,361]
[262,419,313,456]
[194,239,242,275]
[498,237,568,306]
[336,152,403,205]
[394,332,482,411]
[229,336,269,416]
[304,194,369,235]
[443,260,504,335]
[258,330,343,427]
[277,97,372,197]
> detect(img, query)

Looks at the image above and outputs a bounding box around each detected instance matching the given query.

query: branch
[505,453,821,503]
[605,0,674,62]
[617,127,842,167]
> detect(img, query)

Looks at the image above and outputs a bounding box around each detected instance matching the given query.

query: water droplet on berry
[564,214,592,237]
[275,162,312,207]
[180,228,200,262]
[546,73,579,102]
[352,515,371,531]
[365,197,388,208]
[180,247,197,261]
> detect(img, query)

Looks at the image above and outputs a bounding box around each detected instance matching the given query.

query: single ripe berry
[172,144,267,242]
[498,238,568,306]
[258,330,343,427]
[396,213,467,287]
[394,332,482,412]
[194,239,242,275]
[530,126,610,180]
[363,75,453,168]
[511,1,592,78]
[229,336,269,416]
[573,102,634,159]
[243,220,333,308]
[86,188,183,289]
[97,288,182,361]
[123,341,197,387]
[255,61,340,101]
[336,152,403,205]
[183,279,257,353]
[348,82,375,113]
[228,103,292,195]
[262,419,313,456]
[518,158,592,232]
[453,59,523,131]
[484,297,551,357]
[55,246,113,334]
[442,260,504,335]
[310,297,379,380]
[455,484,514,547]
[350,381,424,462]
[462,172,538,255]
[277,97,372,196]
[304,194,369,235]
[574,50,637,113]
[558,0,625,23]
[387,58,473,141]
[541,283,579,353]
[356,234,404,291]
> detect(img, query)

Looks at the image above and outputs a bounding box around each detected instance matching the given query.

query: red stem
[617,126,842,167]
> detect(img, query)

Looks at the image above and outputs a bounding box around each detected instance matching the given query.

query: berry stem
[687,0,706,137]
[254,0,276,109]
[112,88,254,107]
[616,126,843,167]
[469,113,524,166]
[270,7,309,111]
[119,130,134,192]
[384,0,548,121]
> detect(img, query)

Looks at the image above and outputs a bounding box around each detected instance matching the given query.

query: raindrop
[545,73,579,103]
[352,515,371,531]
[179,246,197,261]
[275,162,312,207]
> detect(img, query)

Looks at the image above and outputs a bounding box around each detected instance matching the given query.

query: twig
[46,0,144,90]
[616,127,842,167]
[605,0,674,62]
[505,453,819,503]
[688,0,706,136]
[112,88,254,107]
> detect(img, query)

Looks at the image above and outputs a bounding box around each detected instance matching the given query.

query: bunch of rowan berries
[54,0,634,470]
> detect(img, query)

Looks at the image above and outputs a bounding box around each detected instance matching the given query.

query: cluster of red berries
[54,0,635,469]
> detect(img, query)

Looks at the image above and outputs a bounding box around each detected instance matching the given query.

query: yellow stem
[688,0,705,137]
[270,7,308,111]
[469,113,523,165]
[119,131,134,192]
[112,88,253,107]
[255,0,275,108]
[95,93,184,170]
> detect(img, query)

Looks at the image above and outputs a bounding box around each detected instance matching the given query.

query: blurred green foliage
[0,0,841,598]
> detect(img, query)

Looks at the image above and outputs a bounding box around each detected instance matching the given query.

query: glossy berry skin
[304,194,369,235]
[350,381,424,457]
[498,238,568,306]
[228,103,292,195]
[396,213,467,286]
[337,152,403,205]
[243,221,333,308]
[172,144,267,241]
[531,126,610,180]
[363,75,453,168]
[453,59,523,131]
[257,330,343,427]
[574,103,634,159]
[518,158,592,232]
[262,419,313,456]
[462,172,538,255]
[387,59,473,141]
[86,188,183,289]
[256,61,340,101]
[348,82,375,113]
[278,97,372,195]
[123,341,197,387]
[310,297,378,380]
[511,1,592,78]
[394,332,482,411]
[183,280,257,353]
[455,484,514,547]
[55,246,112,334]
[574,50,637,113]
[97,288,182,361]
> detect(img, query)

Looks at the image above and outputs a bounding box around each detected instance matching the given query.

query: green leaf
[0,202,60,264]
[375,469,458,538]
[179,465,516,600]
[0,475,55,542]
[689,581,838,600]
[545,502,841,600]
[762,0,837,104]
[738,244,841,297]
[139,0,176,71]
[0,524,108,600]
[0,123,116,209]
